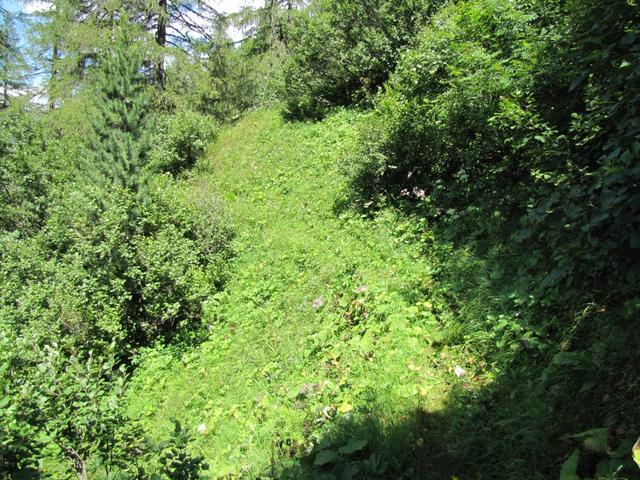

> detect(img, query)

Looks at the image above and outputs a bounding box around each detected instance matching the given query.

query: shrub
[0,339,209,477]
[1,176,232,358]
[0,106,78,236]
[343,2,640,473]
[150,110,218,176]
[283,0,443,120]
[0,20,228,477]
[347,0,536,205]
[348,0,640,311]
[0,174,231,475]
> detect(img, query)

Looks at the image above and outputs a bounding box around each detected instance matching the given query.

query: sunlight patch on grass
[127,110,462,476]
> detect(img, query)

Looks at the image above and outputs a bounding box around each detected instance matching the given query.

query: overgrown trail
[129,110,456,477]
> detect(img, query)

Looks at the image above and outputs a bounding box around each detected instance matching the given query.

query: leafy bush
[0,17,228,479]
[150,110,218,176]
[1,178,232,355]
[348,0,640,317]
[283,0,443,119]
[347,0,535,206]
[0,106,78,236]
[0,174,231,474]
[0,339,209,477]
[342,0,640,475]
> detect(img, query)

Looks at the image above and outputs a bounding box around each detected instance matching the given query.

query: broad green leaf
[314,450,339,466]
[609,438,634,458]
[582,430,609,454]
[559,449,580,480]
[563,428,609,454]
[339,439,368,455]
[340,463,359,480]
[633,436,640,469]
[595,457,626,478]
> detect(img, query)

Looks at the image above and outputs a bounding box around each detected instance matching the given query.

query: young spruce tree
[89,22,150,194]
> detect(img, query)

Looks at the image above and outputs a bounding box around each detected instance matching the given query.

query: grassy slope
[127,110,469,477]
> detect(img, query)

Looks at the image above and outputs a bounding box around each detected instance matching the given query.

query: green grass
[126,109,640,480]
[127,110,468,477]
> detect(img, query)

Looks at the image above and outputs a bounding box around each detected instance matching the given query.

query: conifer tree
[89,22,150,193]
[0,10,27,108]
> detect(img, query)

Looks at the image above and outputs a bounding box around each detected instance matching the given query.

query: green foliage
[348,0,640,308]
[1,91,230,477]
[283,0,443,119]
[127,110,451,477]
[347,0,536,206]
[0,320,146,477]
[158,39,283,123]
[0,107,53,234]
[346,0,638,310]
[1,4,235,478]
[3,0,639,477]
[144,421,209,480]
[34,352,144,477]
[558,430,638,480]
[0,338,209,478]
[2,177,232,353]
[338,0,640,477]
[197,43,266,121]
[87,23,151,194]
[0,177,231,474]
[0,9,27,108]
[150,110,218,176]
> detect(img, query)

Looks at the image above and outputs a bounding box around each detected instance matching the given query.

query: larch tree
[0,9,27,108]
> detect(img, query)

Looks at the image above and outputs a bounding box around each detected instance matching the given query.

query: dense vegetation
[1,0,639,478]
[1,8,233,477]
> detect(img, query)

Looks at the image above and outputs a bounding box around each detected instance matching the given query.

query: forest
[0,0,639,478]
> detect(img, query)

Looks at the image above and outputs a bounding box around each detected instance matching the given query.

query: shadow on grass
[308,157,640,478]
[258,192,640,479]
[267,363,640,480]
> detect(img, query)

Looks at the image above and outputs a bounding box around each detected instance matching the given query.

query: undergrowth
[128,110,639,480]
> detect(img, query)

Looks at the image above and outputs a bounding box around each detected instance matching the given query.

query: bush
[0,339,209,477]
[343,1,640,474]
[336,0,640,478]
[347,0,535,203]
[150,111,218,176]
[1,176,232,357]
[283,0,443,120]
[348,0,640,311]
[0,22,228,477]
[0,106,78,236]
[0,174,231,475]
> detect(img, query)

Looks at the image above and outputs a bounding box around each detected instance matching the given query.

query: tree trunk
[155,0,167,88]
[67,448,89,480]
[284,0,293,47]
[49,43,59,110]
[2,77,7,108]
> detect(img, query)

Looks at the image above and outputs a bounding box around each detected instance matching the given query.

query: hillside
[2,0,639,478]
[127,110,465,477]
[126,108,640,480]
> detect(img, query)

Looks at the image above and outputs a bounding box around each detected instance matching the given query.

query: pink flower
[312,296,325,310]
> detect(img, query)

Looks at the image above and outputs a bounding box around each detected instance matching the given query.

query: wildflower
[412,187,426,199]
[312,296,325,310]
